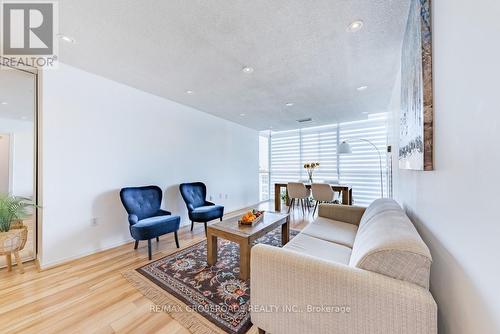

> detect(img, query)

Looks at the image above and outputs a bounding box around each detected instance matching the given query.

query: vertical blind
[338,115,388,206]
[269,115,388,207]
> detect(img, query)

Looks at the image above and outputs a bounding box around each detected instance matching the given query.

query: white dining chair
[287,182,310,215]
[311,183,339,215]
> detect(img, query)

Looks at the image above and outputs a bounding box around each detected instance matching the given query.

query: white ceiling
[58,0,410,131]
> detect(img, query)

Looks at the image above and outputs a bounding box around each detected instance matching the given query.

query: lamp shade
[338,141,352,154]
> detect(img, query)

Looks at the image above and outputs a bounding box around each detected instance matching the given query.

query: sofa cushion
[358,198,403,231]
[318,204,366,225]
[350,199,432,289]
[284,234,352,265]
[301,217,358,248]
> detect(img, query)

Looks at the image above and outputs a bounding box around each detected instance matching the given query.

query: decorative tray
[238,210,265,226]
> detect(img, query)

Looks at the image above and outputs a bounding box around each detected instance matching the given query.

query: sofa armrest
[250,244,437,334]
[318,204,366,225]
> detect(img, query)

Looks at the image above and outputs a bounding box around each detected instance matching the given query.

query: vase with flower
[303,162,320,184]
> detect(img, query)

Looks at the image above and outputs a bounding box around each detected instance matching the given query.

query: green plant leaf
[0,194,36,232]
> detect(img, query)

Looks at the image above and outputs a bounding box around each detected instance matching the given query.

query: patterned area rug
[123,227,298,334]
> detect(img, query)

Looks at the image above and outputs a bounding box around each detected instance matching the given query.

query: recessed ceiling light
[185,90,194,95]
[21,116,27,120]
[242,66,254,74]
[240,113,246,117]
[357,85,368,91]
[297,117,313,124]
[1,101,7,105]
[362,111,369,114]
[285,102,294,107]
[57,34,76,43]
[347,20,364,32]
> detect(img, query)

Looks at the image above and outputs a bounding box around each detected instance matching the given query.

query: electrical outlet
[225,194,228,199]
[91,218,98,226]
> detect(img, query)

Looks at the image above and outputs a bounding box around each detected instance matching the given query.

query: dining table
[273,183,353,212]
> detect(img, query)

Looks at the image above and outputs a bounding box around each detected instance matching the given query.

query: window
[259,134,270,201]
[338,115,388,206]
[266,114,388,206]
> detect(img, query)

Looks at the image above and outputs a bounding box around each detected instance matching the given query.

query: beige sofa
[250,199,437,334]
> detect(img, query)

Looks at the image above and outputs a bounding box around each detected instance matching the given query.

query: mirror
[0,65,37,266]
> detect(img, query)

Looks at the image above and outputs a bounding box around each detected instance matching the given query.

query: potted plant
[280,191,289,204]
[0,194,35,273]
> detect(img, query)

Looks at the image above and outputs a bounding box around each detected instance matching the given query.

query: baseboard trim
[37,202,263,271]
[38,237,135,271]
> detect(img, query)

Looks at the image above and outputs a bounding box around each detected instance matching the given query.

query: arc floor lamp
[338,139,384,198]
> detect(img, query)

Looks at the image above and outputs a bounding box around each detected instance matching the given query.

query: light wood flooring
[0,202,314,334]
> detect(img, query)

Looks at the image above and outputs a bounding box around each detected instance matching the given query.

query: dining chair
[311,183,339,216]
[287,182,310,215]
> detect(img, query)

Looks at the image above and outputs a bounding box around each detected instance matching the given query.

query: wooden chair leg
[220,217,223,221]
[6,253,12,272]
[204,222,208,237]
[190,221,194,231]
[313,201,319,216]
[287,198,294,213]
[134,240,139,249]
[174,231,180,248]
[147,239,152,260]
[14,251,24,274]
[156,236,160,242]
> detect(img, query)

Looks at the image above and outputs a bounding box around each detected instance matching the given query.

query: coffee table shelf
[207,211,290,280]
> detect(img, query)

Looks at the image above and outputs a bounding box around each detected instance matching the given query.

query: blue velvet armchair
[120,185,180,260]
[179,182,224,236]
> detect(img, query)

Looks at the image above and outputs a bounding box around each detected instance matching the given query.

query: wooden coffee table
[207,211,290,280]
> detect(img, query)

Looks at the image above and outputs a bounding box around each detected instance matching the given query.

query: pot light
[57,34,76,43]
[0,101,7,105]
[185,90,194,95]
[242,66,254,74]
[285,102,294,107]
[347,20,364,32]
[240,113,246,116]
[357,85,368,91]
[21,116,28,120]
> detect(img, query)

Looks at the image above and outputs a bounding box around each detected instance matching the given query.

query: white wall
[0,134,10,194]
[11,131,34,197]
[390,1,500,333]
[40,63,259,267]
[0,118,35,197]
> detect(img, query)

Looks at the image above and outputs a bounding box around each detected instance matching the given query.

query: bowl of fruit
[238,210,264,225]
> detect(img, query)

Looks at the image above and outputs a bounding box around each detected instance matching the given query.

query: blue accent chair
[120,185,180,260]
[179,182,224,236]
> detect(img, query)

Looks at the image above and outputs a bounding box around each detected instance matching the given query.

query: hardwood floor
[0,202,314,334]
